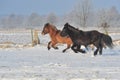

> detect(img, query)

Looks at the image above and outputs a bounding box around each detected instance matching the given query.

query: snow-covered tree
[46,12,58,25]
[72,0,93,28]
[97,6,120,28]
[27,13,42,27]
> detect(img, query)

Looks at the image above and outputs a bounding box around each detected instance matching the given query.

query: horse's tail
[102,34,113,49]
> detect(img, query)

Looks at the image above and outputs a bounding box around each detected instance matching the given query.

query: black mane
[64,23,83,34]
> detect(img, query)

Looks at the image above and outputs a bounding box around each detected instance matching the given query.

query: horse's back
[56,30,61,34]
[80,30,101,38]
[55,30,72,44]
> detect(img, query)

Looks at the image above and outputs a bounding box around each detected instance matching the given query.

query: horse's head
[60,23,69,37]
[42,23,58,35]
[41,23,50,35]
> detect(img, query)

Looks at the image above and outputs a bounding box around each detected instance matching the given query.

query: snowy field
[0,30,120,80]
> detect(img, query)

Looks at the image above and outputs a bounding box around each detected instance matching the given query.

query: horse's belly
[57,37,72,44]
[77,39,90,45]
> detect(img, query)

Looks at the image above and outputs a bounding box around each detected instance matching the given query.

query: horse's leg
[62,44,71,53]
[48,41,52,50]
[77,45,86,53]
[51,42,58,49]
[94,47,99,56]
[99,42,103,55]
[71,44,78,53]
[85,45,89,50]
[93,41,101,56]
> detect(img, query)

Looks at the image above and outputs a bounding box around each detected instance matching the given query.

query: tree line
[0,0,120,29]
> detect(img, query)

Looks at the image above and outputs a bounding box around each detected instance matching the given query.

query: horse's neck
[68,26,80,34]
[49,28,57,38]
[70,26,84,33]
[79,30,84,35]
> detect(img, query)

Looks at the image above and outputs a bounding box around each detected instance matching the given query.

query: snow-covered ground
[0,44,120,80]
[0,30,120,80]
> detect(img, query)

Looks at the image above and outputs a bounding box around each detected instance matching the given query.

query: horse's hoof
[48,47,51,50]
[62,50,66,53]
[74,51,78,53]
[54,47,58,49]
[94,53,97,56]
[82,50,86,53]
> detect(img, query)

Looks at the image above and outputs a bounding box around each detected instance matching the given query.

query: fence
[0,29,40,48]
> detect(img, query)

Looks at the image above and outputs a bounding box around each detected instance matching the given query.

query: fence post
[34,30,40,45]
[31,28,34,47]
[31,29,40,47]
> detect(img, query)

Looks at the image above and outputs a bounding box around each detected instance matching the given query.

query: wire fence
[0,29,41,48]
[0,29,32,44]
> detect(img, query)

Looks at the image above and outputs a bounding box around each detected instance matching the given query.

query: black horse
[60,23,113,56]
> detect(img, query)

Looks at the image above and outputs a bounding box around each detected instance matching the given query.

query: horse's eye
[45,28,47,31]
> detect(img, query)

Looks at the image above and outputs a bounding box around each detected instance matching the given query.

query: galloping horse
[60,23,113,56]
[41,23,72,52]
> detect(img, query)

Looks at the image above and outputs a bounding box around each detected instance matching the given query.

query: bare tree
[46,12,58,24]
[101,22,110,34]
[1,14,19,28]
[27,13,42,27]
[107,6,120,27]
[97,9,108,26]
[1,14,27,28]
[73,0,92,27]
[97,6,120,29]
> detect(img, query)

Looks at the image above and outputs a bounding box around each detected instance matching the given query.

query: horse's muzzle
[41,31,45,35]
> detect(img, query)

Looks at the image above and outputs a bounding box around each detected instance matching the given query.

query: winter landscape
[0,0,120,80]
[0,30,119,80]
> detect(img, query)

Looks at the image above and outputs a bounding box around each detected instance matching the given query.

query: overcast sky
[0,0,120,15]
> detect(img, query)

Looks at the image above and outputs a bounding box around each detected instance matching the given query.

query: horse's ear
[66,22,69,25]
[65,22,69,26]
[45,23,50,26]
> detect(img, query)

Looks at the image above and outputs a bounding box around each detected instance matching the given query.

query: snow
[0,31,120,80]
[0,44,120,80]
[0,30,32,44]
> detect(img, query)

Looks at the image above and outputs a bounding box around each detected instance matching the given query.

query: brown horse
[41,23,72,52]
